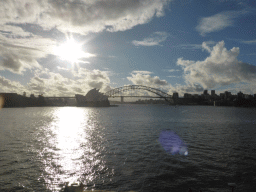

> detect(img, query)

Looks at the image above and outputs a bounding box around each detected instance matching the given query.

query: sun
[54,37,86,63]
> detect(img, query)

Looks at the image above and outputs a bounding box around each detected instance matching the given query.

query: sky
[0,0,256,97]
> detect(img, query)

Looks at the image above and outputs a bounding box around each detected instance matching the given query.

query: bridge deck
[109,96,168,98]
[44,96,169,99]
[45,97,75,99]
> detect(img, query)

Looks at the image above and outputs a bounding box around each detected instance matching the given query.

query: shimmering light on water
[38,107,96,191]
[1,105,256,191]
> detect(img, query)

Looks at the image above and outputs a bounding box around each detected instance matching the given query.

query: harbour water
[0,105,256,191]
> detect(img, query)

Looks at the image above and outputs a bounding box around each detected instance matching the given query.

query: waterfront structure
[211,90,215,96]
[184,93,192,98]
[220,93,225,99]
[75,88,110,107]
[224,91,231,99]
[237,91,244,99]
[1,86,256,108]
[173,92,179,99]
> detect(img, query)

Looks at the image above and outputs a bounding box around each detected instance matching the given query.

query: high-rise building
[184,93,192,98]
[237,91,243,99]
[224,91,231,99]
[173,92,179,99]
[211,90,215,96]
[203,90,208,95]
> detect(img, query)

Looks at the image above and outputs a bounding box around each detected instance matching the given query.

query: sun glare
[54,37,86,63]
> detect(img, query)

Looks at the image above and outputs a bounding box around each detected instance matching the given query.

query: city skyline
[1,0,256,97]
[2,87,255,100]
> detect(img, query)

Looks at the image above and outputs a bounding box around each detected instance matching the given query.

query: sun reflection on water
[55,107,86,174]
[40,107,100,191]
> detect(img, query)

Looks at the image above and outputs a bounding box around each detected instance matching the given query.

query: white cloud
[176,41,215,51]
[0,0,171,74]
[0,69,112,96]
[28,70,111,96]
[168,69,180,72]
[0,33,56,73]
[0,76,26,93]
[132,70,153,74]
[176,43,202,50]
[241,40,256,44]
[177,41,256,90]
[0,24,97,74]
[196,10,248,35]
[127,71,168,87]
[1,0,171,34]
[0,22,59,73]
[167,76,180,78]
[132,32,169,46]
[72,68,111,92]
[0,67,112,96]
[0,25,32,38]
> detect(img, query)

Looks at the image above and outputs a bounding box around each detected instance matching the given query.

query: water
[0,105,256,192]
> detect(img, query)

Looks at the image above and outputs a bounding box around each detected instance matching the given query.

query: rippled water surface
[1,105,256,191]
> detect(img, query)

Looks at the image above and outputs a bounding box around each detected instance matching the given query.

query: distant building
[220,93,225,99]
[184,93,192,98]
[244,94,253,99]
[204,95,211,100]
[173,92,179,99]
[237,91,243,99]
[203,90,208,95]
[211,90,215,96]
[224,91,231,99]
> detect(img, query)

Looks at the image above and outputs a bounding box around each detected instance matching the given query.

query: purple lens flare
[159,131,188,156]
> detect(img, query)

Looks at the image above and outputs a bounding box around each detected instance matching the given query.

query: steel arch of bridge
[104,85,172,102]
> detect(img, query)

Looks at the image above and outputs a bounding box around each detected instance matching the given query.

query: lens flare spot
[159,131,188,156]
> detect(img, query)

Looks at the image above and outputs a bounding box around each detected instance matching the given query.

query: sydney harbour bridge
[45,85,173,103]
[104,85,172,103]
